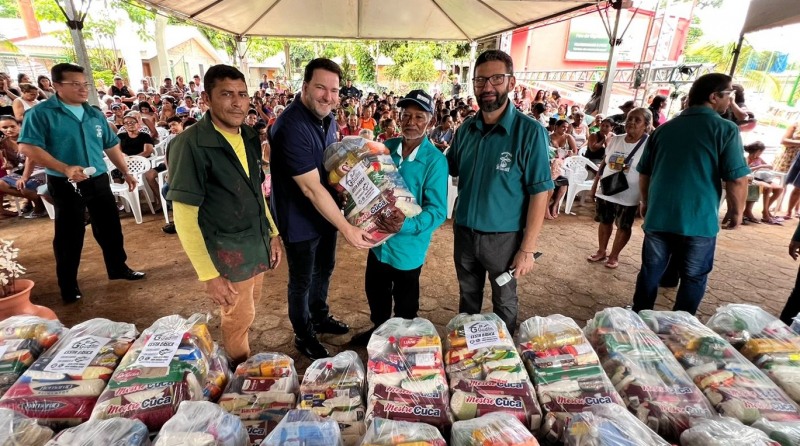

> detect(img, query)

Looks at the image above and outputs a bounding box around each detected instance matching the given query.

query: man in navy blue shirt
[270,58,374,360]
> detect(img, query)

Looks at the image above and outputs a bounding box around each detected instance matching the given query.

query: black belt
[456,224,514,236]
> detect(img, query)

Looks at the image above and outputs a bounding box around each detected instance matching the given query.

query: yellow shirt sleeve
[173,201,220,281]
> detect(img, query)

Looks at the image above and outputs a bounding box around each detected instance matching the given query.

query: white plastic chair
[447,176,458,219]
[104,156,155,224]
[148,156,170,224]
[562,156,598,215]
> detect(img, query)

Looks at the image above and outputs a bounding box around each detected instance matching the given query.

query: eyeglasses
[472,74,512,88]
[56,81,90,90]
[123,121,138,126]
[717,89,735,97]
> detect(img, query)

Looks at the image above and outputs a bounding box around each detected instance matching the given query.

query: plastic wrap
[323,137,422,244]
[91,314,228,432]
[152,400,248,446]
[220,352,298,445]
[679,417,780,446]
[360,418,446,445]
[45,418,150,445]
[640,310,800,424]
[0,318,137,430]
[444,313,542,430]
[707,304,800,403]
[0,407,53,445]
[0,316,64,397]
[516,314,623,443]
[204,345,231,402]
[366,318,454,432]
[564,403,670,446]
[584,308,714,440]
[262,409,342,446]
[451,412,539,446]
[752,418,800,446]
[298,350,365,445]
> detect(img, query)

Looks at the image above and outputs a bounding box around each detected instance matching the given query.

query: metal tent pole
[598,4,623,116]
[62,0,98,105]
[729,34,744,77]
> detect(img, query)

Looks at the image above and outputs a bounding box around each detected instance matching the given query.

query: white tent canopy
[741,0,800,34]
[134,0,596,41]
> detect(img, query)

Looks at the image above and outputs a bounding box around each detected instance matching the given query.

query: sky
[695,0,800,54]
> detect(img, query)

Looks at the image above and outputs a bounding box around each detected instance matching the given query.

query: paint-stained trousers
[221,272,265,363]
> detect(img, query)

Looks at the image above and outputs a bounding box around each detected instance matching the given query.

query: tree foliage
[0,0,18,18]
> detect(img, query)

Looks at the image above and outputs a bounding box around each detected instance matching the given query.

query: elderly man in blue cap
[351,89,449,345]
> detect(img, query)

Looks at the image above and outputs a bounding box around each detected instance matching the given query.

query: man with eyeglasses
[17,63,145,304]
[350,89,448,346]
[632,73,750,315]
[446,50,553,335]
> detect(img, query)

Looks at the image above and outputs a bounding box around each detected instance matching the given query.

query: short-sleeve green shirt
[18,95,119,177]
[446,101,554,232]
[636,106,750,237]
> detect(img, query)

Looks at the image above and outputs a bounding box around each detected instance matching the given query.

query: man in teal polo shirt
[446,50,553,334]
[18,63,145,304]
[350,89,448,345]
[632,73,750,314]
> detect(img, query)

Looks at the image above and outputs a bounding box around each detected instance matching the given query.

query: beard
[478,90,508,113]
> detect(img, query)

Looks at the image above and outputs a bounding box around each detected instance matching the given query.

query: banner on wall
[565,13,648,63]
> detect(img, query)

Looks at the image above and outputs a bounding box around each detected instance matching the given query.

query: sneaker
[162,223,176,234]
[313,315,350,335]
[349,327,375,347]
[294,335,329,360]
[24,209,48,219]
[21,202,33,214]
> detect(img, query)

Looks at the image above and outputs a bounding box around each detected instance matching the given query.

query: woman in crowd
[585,117,614,165]
[0,115,46,218]
[335,108,347,130]
[570,110,589,151]
[533,89,545,104]
[174,76,189,96]
[159,96,176,123]
[588,107,652,269]
[546,120,577,219]
[588,114,604,133]
[376,118,398,142]
[781,121,800,219]
[36,76,55,99]
[648,95,667,128]
[340,113,361,139]
[743,141,784,225]
[11,84,39,122]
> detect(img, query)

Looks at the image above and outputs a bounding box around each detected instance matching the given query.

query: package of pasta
[91,313,224,432]
[640,310,800,425]
[220,352,299,445]
[706,304,800,403]
[152,400,248,446]
[0,316,65,397]
[584,307,714,440]
[516,314,622,443]
[366,318,453,431]
[0,407,53,445]
[444,313,542,430]
[323,137,422,244]
[360,417,447,445]
[680,416,780,446]
[451,412,539,446]
[298,350,365,445]
[263,409,342,446]
[0,318,137,431]
[751,418,800,446]
[45,418,150,445]
[565,403,670,446]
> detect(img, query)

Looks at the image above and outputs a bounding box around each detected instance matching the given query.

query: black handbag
[599,136,647,196]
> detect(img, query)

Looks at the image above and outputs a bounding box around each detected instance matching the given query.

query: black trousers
[47,174,128,295]
[781,265,800,326]
[364,250,422,327]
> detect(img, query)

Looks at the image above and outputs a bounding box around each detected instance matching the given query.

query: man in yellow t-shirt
[167,65,282,363]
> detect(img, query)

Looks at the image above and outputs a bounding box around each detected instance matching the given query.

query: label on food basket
[135,329,183,367]
[340,163,380,213]
[464,321,502,350]
[44,335,110,374]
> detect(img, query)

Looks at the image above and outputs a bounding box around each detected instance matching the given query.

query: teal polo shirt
[18,94,118,177]
[446,101,554,232]
[371,136,448,271]
[636,106,750,238]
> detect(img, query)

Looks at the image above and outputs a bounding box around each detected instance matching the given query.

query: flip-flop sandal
[743,216,761,224]
[587,253,608,262]
[605,259,619,269]
[762,217,783,225]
